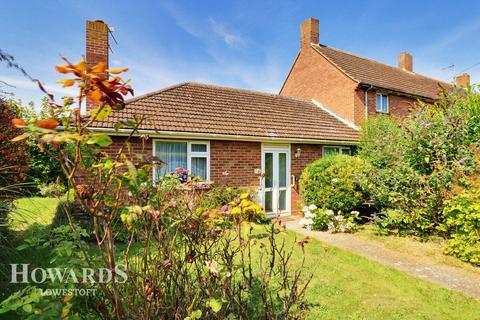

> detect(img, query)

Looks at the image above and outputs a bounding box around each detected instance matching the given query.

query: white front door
[262,145,290,217]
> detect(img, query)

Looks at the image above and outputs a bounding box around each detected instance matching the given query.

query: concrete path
[285,218,480,299]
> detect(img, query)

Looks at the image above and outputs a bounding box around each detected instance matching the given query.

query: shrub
[198,186,245,210]
[38,182,67,198]
[442,191,480,265]
[6,57,312,319]
[441,158,480,266]
[358,90,480,235]
[299,205,360,233]
[7,98,67,194]
[300,154,370,213]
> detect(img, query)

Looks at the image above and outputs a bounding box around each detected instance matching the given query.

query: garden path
[284,217,480,299]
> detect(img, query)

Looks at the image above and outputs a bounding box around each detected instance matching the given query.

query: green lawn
[6,198,480,319]
[9,197,61,231]
[278,230,480,319]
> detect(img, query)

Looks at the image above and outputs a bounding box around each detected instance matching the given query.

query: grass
[356,224,480,275]
[276,230,480,319]
[4,198,480,319]
[8,197,61,231]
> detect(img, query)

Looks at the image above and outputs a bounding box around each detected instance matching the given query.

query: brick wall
[353,88,418,125]
[86,20,109,112]
[210,140,261,188]
[280,47,358,123]
[290,143,323,214]
[74,136,152,185]
[75,136,327,216]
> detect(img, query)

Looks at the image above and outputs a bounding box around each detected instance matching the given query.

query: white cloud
[209,18,243,47]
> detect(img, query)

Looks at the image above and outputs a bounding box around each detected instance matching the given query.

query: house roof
[88,82,359,142]
[312,44,451,100]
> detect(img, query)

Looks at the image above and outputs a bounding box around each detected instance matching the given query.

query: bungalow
[83,20,358,216]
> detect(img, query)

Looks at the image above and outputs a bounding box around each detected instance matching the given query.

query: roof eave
[356,82,439,101]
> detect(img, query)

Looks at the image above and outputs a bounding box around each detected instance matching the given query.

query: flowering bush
[299,205,360,233]
[5,57,312,319]
[358,89,480,235]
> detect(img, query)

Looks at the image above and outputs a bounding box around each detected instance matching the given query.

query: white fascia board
[86,127,358,146]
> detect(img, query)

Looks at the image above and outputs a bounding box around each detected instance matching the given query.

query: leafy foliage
[441,152,480,265]
[38,182,67,198]
[4,57,312,319]
[358,89,480,235]
[300,154,370,213]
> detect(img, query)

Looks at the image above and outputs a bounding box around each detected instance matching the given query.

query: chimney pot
[455,73,470,87]
[398,51,413,72]
[300,18,319,50]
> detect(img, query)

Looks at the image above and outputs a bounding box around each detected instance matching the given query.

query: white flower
[335,215,344,222]
[305,218,313,225]
[331,178,338,183]
[350,211,359,216]
[308,204,317,211]
[326,210,335,216]
[304,212,316,219]
[327,222,335,231]
[302,206,309,213]
[298,218,307,226]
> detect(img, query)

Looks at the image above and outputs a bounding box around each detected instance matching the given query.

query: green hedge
[300,154,370,213]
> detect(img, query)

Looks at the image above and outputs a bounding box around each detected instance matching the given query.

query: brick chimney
[398,52,413,72]
[300,18,319,50]
[455,73,470,87]
[86,19,109,112]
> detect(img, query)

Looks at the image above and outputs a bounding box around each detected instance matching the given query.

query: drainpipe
[364,84,374,120]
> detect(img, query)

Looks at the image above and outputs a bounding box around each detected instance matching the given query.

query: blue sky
[1,0,480,108]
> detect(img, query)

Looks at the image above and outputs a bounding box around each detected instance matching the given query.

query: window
[154,141,209,181]
[376,93,389,113]
[323,146,351,156]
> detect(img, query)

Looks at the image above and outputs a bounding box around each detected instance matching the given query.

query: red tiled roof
[312,44,451,100]
[89,82,359,142]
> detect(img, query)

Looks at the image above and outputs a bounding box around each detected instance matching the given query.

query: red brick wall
[86,20,109,112]
[290,143,323,215]
[353,88,419,125]
[74,136,152,185]
[210,140,261,188]
[75,136,327,216]
[280,47,359,123]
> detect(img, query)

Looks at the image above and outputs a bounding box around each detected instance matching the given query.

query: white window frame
[322,146,352,156]
[152,139,210,181]
[376,93,389,113]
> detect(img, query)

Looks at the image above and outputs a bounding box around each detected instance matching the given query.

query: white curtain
[156,142,187,177]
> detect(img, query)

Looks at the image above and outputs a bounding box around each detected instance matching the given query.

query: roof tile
[89,82,358,142]
[313,45,451,100]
